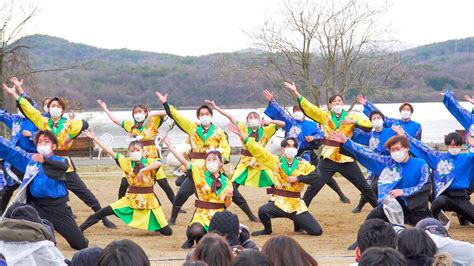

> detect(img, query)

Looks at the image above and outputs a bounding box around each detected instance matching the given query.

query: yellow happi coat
[121,116,166,180]
[231,122,277,188]
[165,103,230,169]
[245,137,315,214]
[298,96,372,163]
[188,164,233,230]
[110,154,168,231]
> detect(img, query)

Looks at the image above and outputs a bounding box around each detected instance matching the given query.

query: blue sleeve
[406,133,440,169]
[401,164,430,196]
[415,124,422,140]
[443,90,472,130]
[20,92,40,110]
[363,100,396,127]
[0,109,14,129]
[264,99,293,124]
[352,128,370,145]
[0,137,31,173]
[341,139,389,175]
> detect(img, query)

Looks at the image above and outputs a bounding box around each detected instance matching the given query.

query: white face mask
[372,119,384,130]
[448,147,461,156]
[331,104,343,114]
[49,107,63,118]
[391,150,407,163]
[284,147,298,159]
[130,151,142,161]
[200,115,212,126]
[134,113,146,122]
[43,105,49,113]
[247,118,260,128]
[37,145,52,156]
[206,161,220,173]
[293,111,305,121]
[400,110,411,119]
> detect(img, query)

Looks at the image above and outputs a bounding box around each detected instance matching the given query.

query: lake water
[75,102,472,148]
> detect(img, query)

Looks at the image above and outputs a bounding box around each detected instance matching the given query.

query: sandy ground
[55,163,474,266]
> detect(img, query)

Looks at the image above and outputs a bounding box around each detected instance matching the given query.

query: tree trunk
[0,50,6,137]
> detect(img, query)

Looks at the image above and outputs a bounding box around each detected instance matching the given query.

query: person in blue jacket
[262,90,350,205]
[357,95,422,140]
[328,132,432,225]
[0,130,88,250]
[351,110,396,213]
[392,126,474,225]
[0,78,40,212]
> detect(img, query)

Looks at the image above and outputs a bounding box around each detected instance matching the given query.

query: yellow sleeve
[65,119,85,139]
[17,96,48,130]
[299,160,316,175]
[190,163,204,185]
[168,105,195,136]
[219,129,231,162]
[121,119,134,133]
[115,153,129,171]
[352,113,372,128]
[245,137,279,169]
[150,116,163,129]
[298,96,328,125]
[263,124,278,139]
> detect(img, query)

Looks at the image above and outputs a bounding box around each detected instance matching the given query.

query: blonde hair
[432,252,453,266]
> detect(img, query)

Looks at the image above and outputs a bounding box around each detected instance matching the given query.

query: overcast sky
[18,0,474,56]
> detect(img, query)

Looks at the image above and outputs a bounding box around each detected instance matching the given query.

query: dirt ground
[57,164,474,266]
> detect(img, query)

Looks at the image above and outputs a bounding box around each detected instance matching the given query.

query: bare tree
[251,0,402,106]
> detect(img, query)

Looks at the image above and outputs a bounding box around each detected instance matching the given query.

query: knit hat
[208,211,240,245]
[415,218,449,237]
[10,205,42,224]
[67,247,103,266]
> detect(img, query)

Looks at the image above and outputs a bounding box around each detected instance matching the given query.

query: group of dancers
[0,77,473,251]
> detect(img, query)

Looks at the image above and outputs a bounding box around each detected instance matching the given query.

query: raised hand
[357,95,367,105]
[22,130,32,137]
[327,131,346,143]
[204,99,217,109]
[282,81,297,93]
[155,92,168,104]
[263,89,274,102]
[83,129,97,140]
[286,176,297,183]
[227,123,242,136]
[10,77,23,88]
[464,95,474,104]
[389,189,403,198]
[2,83,16,96]
[391,125,405,136]
[97,99,108,110]
[32,153,45,163]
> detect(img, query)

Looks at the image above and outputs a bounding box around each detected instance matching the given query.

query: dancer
[283,82,378,208]
[79,130,172,235]
[97,99,175,204]
[262,89,351,204]
[2,82,116,228]
[164,137,233,249]
[228,123,322,236]
[0,131,88,250]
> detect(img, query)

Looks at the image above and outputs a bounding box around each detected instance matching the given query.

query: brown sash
[194,200,225,209]
[53,150,69,156]
[320,139,341,147]
[266,188,301,198]
[190,152,208,160]
[128,186,154,194]
[140,140,156,146]
[240,149,253,157]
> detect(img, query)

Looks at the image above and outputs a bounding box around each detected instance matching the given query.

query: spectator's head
[231,249,272,266]
[359,247,406,266]
[262,235,317,266]
[415,218,449,238]
[432,252,453,266]
[183,261,208,266]
[356,219,397,261]
[132,104,149,123]
[444,132,463,156]
[397,228,437,266]
[191,233,233,266]
[9,204,42,224]
[208,211,240,247]
[97,239,149,266]
[69,247,103,266]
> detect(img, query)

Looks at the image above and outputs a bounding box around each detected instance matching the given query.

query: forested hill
[12,34,474,109]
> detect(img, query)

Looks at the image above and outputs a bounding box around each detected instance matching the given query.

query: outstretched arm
[157,92,195,136]
[392,126,439,169]
[164,137,190,170]
[97,99,121,126]
[443,91,472,130]
[11,77,39,109]
[205,100,237,125]
[83,130,117,159]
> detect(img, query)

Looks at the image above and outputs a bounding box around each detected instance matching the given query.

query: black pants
[0,163,24,212]
[357,175,379,209]
[175,174,187,187]
[303,159,377,207]
[118,177,175,203]
[305,151,347,200]
[32,200,88,250]
[258,201,322,235]
[66,171,103,212]
[80,206,173,235]
[366,205,432,226]
[431,193,474,223]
